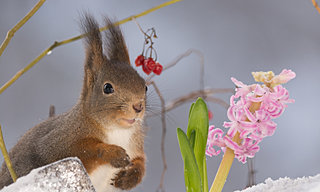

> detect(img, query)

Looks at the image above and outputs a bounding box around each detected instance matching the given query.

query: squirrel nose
[133,103,143,113]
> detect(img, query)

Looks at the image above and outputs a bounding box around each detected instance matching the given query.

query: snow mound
[235,174,320,192]
[0,157,95,192]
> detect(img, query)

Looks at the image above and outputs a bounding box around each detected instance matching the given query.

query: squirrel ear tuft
[81,13,104,71]
[104,18,130,64]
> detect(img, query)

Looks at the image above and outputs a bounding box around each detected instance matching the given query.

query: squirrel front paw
[109,146,130,168]
[111,164,143,190]
[98,145,130,168]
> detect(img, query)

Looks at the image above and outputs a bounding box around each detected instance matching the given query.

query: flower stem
[0,124,17,182]
[209,101,261,192]
[209,132,241,192]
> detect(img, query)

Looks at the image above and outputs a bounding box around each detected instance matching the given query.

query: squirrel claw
[112,164,142,190]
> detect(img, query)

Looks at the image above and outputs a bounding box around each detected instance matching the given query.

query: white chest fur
[89,127,135,192]
[105,127,135,157]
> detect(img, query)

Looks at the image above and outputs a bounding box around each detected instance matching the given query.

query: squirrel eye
[103,83,114,94]
[145,86,148,92]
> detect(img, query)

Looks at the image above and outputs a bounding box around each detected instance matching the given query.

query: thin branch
[131,18,158,60]
[0,0,183,95]
[312,0,320,14]
[206,96,230,110]
[165,88,233,112]
[150,81,168,192]
[147,49,205,94]
[147,49,196,82]
[0,0,46,57]
[0,124,17,182]
[0,42,56,95]
[246,158,256,188]
[131,17,148,37]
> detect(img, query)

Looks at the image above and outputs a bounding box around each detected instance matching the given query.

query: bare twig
[0,0,46,57]
[146,88,232,118]
[0,124,17,182]
[131,17,149,37]
[165,88,232,112]
[146,49,203,82]
[150,81,167,192]
[245,158,256,188]
[206,96,230,110]
[312,0,320,14]
[0,0,183,95]
[132,17,158,61]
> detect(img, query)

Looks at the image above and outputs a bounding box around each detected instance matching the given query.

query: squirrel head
[80,15,147,128]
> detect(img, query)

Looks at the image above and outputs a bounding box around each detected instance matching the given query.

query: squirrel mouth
[121,118,136,124]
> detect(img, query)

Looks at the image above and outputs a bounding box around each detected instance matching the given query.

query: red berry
[142,61,152,75]
[135,55,145,67]
[208,110,213,120]
[153,62,163,75]
[144,58,156,71]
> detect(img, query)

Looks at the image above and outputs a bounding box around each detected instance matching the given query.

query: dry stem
[146,49,203,82]
[0,125,17,182]
[0,0,46,57]
[312,0,320,14]
[150,81,168,192]
[165,89,232,112]
[246,158,256,188]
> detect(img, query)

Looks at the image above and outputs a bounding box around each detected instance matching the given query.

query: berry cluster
[135,55,163,75]
[134,27,163,75]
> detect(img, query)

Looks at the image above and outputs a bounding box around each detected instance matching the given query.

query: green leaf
[177,128,202,192]
[188,103,195,120]
[189,130,196,150]
[187,97,209,192]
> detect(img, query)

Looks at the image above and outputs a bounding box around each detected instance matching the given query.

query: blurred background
[1,0,320,191]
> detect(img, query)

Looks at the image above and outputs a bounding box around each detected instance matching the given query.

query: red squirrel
[0,14,147,192]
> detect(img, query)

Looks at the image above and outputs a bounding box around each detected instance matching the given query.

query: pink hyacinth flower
[223,105,256,138]
[231,77,255,99]
[244,108,277,138]
[246,84,269,103]
[223,136,260,163]
[206,69,295,164]
[271,85,295,107]
[206,126,226,157]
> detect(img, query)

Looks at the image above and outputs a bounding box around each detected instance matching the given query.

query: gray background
[1,0,320,191]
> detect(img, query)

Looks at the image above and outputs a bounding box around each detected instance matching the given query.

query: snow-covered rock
[236,174,320,192]
[0,157,95,192]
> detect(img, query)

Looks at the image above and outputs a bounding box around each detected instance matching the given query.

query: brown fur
[0,14,147,191]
